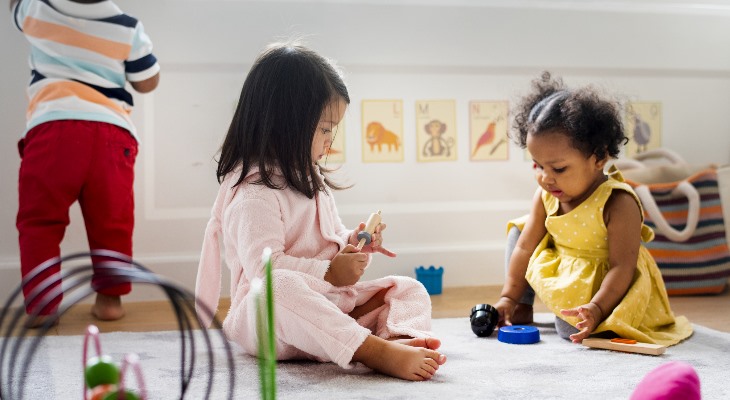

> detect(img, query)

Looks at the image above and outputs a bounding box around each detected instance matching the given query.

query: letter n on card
[469,100,509,161]
[361,100,404,162]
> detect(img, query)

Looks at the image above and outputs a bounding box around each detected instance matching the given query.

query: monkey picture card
[469,100,509,161]
[361,99,405,163]
[416,100,457,162]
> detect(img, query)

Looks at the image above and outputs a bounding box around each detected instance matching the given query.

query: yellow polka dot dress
[516,168,693,346]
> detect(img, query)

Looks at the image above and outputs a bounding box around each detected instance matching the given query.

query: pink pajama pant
[223,269,433,368]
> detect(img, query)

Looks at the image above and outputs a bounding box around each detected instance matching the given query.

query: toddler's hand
[494,296,517,327]
[560,302,603,343]
[325,244,369,287]
[351,222,396,258]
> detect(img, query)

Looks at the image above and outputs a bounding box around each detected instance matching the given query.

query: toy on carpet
[356,211,382,251]
[582,337,666,356]
[0,250,235,399]
[470,304,540,343]
[497,326,540,344]
[254,247,277,400]
[415,266,444,295]
[84,324,146,400]
[470,304,498,337]
[630,361,701,400]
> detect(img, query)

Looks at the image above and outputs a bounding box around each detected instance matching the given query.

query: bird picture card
[469,100,509,161]
[416,100,457,162]
[361,100,404,162]
[324,119,346,164]
[624,101,662,157]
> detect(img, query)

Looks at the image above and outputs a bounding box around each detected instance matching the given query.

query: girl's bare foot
[512,303,534,325]
[393,336,442,350]
[352,335,447,381]
[91,294,125,321]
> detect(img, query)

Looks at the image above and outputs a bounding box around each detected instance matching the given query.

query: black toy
[470,303,499,337]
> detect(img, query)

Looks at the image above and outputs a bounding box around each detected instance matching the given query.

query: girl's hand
[351,222,397,258]
[325,244,369,287]
[494,296,518,327]
[560,302,604,343]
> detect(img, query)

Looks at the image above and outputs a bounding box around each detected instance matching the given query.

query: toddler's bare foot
[24,314,60,329]
[91,294,125,321]
[511,303,534,325]
[353,335,447,381]
[393,336,442,350]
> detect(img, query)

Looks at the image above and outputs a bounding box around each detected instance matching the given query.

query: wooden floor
[5,285,729,336]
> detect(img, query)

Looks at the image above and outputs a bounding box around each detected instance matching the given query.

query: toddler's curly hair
[511,71,627,161]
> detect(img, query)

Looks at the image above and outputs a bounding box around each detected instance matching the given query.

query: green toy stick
[255,247,277,400]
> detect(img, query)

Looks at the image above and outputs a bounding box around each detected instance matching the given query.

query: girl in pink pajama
[195,42,446,381]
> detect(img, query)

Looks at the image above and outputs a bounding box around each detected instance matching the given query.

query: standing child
[195,42,446,381]
[494,72,692,345]
[11,0,160,326]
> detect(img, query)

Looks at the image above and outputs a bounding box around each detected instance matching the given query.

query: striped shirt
[12,0,160,138]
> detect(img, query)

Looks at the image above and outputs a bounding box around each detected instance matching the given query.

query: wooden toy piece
[582,337,667,356]
[89,384,116,400]
[356,210,382,250]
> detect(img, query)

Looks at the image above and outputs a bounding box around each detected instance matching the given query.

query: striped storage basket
[619,150,730,295]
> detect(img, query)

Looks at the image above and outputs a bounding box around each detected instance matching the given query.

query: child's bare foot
[353,335,447,381]
[24,314,60,329]
[392,336,442,350]
[511,303,534,325]
[91,294,125,321]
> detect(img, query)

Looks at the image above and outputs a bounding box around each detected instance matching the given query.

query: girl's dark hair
[511,71,627,161]
[217,42,350,198]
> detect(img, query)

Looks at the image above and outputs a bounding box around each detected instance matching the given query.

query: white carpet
[2,314,729,399]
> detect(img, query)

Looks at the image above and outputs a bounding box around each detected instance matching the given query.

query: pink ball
[630,361,701,400]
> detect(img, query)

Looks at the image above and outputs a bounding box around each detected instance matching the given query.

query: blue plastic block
[415,265,444,295]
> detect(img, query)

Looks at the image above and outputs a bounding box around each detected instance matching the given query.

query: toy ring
[498,325,540,344]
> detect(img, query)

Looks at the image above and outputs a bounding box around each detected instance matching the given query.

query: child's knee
[554,316,579,340]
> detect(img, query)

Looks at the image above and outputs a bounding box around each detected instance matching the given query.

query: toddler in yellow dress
[494,72,693,346]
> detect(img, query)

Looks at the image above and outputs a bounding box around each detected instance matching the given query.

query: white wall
[2,0,730,304]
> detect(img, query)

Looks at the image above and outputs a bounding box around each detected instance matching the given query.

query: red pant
[17,120,138,314]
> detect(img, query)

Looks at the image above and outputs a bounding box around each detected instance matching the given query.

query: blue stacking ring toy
[498,325,540,344]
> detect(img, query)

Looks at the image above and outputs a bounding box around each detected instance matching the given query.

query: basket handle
[612,159,645,171]
[631,148,687,165]
[634,181,700,242]
[615,148,688,172]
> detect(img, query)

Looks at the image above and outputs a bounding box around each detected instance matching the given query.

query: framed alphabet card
[469,100,509,161]
[361,100,404,163]
[416,100,457,162]
[624,101,662,157]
